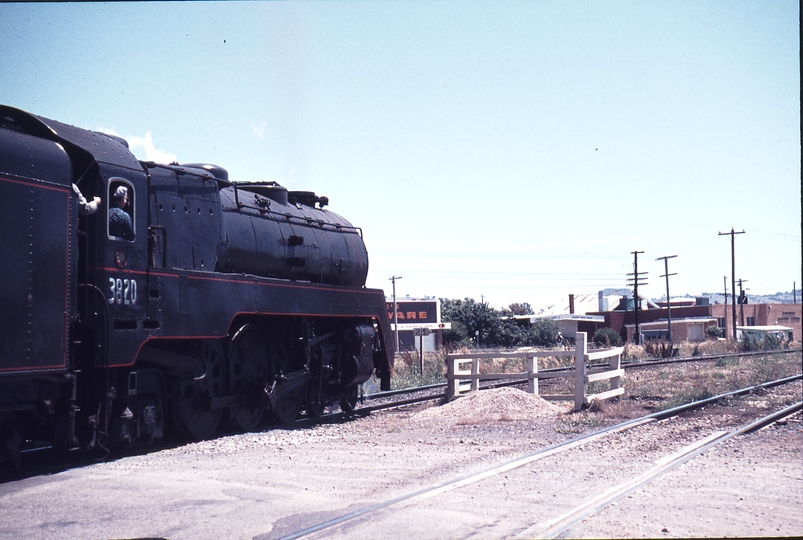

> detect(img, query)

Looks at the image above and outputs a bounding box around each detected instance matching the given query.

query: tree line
[440,298,560,349]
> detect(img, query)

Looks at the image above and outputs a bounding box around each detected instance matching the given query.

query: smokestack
[569,294,575,314]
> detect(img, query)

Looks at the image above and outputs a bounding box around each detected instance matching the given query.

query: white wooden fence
[445,332,624,411]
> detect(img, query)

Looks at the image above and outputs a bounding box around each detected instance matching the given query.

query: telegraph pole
[737,278,748,326]
[718,228,745,340]
[627,251,648,344]
[389,276,402,353]
[656,255,677,346]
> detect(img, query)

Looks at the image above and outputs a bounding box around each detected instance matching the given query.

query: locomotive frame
[0,105,393,467]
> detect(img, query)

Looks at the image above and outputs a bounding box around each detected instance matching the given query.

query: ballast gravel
[0,384,800,540]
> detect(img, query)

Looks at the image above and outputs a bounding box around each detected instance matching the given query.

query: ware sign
[386,300,439,324]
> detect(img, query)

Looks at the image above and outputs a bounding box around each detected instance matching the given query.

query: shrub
[643,340,674,359]
[593,327,623,347]
[526,318,560,347]
[706,325,723,339]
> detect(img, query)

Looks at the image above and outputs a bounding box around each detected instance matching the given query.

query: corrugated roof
[537,293,599,316]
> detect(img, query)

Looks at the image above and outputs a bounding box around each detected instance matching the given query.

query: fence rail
[445,332,624,411]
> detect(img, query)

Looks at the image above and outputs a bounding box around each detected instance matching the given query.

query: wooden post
[574,332,587,411]
[446,355,456,398]
[419,330,424,375]
[528,355,539,395]
[610,350,621,391]
[471,357,479,392]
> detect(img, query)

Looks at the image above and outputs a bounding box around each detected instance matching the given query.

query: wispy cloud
[98,127,177,164]
[251,121,267,140]
[127,132,178,164]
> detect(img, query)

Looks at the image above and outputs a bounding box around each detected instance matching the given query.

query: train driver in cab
[109,183,134,240]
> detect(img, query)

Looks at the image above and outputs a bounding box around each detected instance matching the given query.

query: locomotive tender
[0,105,393,466]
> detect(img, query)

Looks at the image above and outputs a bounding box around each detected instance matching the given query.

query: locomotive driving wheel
[339,385,359,413]
[175,339,225,441]
[273,388,302,424]
[267,336,303,424]
[305,379,326,418]
[229,324,268,432]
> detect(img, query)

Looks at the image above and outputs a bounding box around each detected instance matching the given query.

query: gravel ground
[0,383,800,539]
[574,421,802,538]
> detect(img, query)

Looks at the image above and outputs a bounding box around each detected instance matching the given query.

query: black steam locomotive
[0,105,393,467]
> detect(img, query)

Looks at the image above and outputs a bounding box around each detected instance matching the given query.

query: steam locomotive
[0,105,393,467]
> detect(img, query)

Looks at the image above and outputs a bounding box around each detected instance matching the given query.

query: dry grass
[390,345,802,424]
[555,349,801,434]
[391,346,575,390]
[617,350,801,414]
[392,346,801,444]
[624,338,802,361]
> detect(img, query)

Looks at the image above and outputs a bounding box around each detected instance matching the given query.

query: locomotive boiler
[0,105,393,467]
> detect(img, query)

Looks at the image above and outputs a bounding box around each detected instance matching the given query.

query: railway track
[279,374,802,539]
[362,347,802,410]
[618,346,802,370]
[1,357,799,538]
[3,348,797,483]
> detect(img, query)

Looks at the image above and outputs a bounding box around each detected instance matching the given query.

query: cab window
[108,178,135,241]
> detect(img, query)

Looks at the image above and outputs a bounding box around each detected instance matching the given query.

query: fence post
[574,332,587,411]
[471,356,480,392]
[446,355,456,398]
[610,350,621,391]
[528,355,538,395]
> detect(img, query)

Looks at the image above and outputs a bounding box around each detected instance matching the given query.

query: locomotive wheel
[175,340,225,441]
[339,385,359,413]
[0,420,22,469]
[229,324,268,432]
[305,381,326,418]
[273,388,302,424]
[266,335,303,423]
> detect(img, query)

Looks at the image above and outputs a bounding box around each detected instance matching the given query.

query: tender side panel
[0,129,74,373]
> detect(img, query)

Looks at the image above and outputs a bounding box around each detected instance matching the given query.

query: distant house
[588,295,801,344]
[623,317,717,343]
[510,313,606,343]
[736,325,794,343]
[514,293,606,342]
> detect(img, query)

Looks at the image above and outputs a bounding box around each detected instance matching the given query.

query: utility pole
[656,255,677,347]
[627,251,648,344]
[737,278,748,326]
[718,228,745,341]
[723,276,728,336]
[389,276,402,353]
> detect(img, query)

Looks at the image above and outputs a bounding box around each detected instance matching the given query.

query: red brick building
[710,302,801,341]
[589,301,801,344]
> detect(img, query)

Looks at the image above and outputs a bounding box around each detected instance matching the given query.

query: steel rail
[532,399,803,539]
[619,346,802,370]
[278,373,802,540]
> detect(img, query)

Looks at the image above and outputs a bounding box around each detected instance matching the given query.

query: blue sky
[2,1,799,310]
